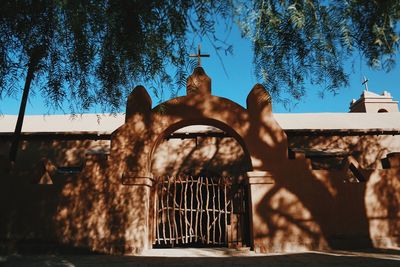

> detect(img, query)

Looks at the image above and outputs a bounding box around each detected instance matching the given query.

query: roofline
[284,129,400,136]
[0,132,111,141]
[1,128,399,141]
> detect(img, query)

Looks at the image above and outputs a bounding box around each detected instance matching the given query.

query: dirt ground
[1,248,400,267]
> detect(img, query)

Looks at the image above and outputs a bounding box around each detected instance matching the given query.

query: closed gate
[153,176,246,248]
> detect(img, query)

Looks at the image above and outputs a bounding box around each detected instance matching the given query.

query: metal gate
[153,176,246,248]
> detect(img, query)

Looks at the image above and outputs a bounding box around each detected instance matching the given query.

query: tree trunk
[9,60,36,163]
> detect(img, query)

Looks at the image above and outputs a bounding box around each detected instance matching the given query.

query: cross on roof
[362,76,369,91]
[189,44,210,67]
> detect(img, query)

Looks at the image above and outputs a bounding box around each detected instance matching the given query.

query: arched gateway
[108,65,290,253]
[151,122,252,248]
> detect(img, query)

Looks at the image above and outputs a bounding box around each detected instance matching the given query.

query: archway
[150,121,252,248]
[109,70,288,253]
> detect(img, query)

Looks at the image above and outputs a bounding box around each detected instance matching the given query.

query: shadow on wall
[1,83,399,254]
[151,133,250,178]
[115,83,400,253]
[367,168,400,247]
[54,117,159,254]
[0,139,119,253]
[0,136,154,254]
[286,134,400,248]
[249,124,400,251]
[288,135,400,169]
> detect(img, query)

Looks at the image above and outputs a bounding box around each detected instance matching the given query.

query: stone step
[142,247,257,257]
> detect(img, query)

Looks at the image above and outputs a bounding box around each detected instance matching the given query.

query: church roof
[1,112,400,134]
[274,112,400,130]
[0,114,124,134]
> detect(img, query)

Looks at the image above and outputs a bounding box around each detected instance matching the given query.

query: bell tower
[349,90,399,113]
[349,77,398,112]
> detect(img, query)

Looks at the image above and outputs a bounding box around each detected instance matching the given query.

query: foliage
[236,0,400,104]
[1,0,399,112]
[0,0,233,113]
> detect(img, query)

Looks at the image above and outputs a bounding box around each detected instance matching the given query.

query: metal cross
[362,76,369,91]
[189,44,210,67]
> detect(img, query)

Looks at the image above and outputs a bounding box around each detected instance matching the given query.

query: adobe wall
[247,132,400,252]
[1,130,400,254]
[0,132,249,254]
[152,136,250,178]
[0,139,121,253]
[0,138,109,168]
[248,167,400,252]
[288,135,400,168]
[1,77,399,254]
[108,82,400,253]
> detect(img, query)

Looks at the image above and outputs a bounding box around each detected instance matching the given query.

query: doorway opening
[151,124,251,248]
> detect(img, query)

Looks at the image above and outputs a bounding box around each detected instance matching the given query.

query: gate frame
[150,119,253,248]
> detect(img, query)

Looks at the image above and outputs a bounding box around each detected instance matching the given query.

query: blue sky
[1,23,399,115]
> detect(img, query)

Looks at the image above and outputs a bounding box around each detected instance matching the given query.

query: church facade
[0,67,399,254]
